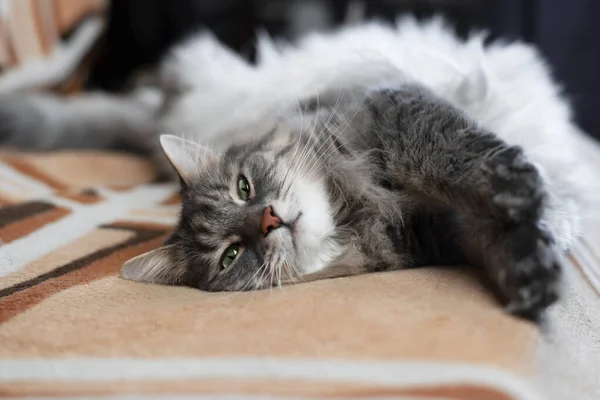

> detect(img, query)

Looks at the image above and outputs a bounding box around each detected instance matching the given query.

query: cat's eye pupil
[221,244,239,269]
[237,176,250,201]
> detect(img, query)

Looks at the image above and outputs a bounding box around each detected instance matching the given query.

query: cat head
[120,131,342,291]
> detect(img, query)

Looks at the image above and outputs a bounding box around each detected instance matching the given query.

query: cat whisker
[243,259,269,292]
[282,91,344,196]
[289,120,350,188]
[267,250,278,294]
[279,97,308,190]
[301,94,385,181]
[286,258,305,284]
[294,107,346,181]
[281,99,321,192]
[257,248,276,290]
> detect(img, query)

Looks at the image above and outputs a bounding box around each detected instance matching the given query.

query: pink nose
[261,207,281,235]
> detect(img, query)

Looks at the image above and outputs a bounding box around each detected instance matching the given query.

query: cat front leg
[452,144,562,318]
[455,214,561,319]
[364,85,562,317]
[365,85,546,223]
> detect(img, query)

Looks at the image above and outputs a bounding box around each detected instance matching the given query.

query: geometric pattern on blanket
[0,149,599,400]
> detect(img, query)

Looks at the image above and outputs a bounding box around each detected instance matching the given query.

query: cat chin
[289,184,340,275]
[265,215,339,277]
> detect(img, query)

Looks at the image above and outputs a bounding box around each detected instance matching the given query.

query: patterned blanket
[0,148,599,400]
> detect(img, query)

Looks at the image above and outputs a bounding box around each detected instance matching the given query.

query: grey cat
[121,83,560,320]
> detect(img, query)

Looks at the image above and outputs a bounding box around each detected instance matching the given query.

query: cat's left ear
[159,134,218,184]
[120,245,184,285]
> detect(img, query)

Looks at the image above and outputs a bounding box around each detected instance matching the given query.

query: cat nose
[261,206,281,235]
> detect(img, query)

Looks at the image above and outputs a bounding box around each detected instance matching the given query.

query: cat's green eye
[237,175,250,201]
[221,244,240,269]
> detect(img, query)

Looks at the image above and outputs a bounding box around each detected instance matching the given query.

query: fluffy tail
[0,90,161,154]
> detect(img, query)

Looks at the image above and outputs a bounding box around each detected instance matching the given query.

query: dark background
[86,0,600,140]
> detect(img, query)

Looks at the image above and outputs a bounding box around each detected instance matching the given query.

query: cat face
[121,132,341,291]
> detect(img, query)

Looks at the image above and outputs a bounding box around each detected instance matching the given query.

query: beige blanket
[0,148,599,399]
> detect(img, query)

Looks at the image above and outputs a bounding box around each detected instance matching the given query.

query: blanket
[0,147,599,400]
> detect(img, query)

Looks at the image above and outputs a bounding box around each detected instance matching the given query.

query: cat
[122,82,562,320]
[0,18,595,318]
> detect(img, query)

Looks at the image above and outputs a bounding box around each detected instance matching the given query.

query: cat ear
[159,134,217,183]
[120,245,182,285]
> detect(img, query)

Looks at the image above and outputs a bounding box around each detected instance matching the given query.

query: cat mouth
[287,212,303,250]
[290,212,303,234]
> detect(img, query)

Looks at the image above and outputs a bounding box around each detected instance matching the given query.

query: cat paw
[484,146,546,223]
[498,223,561,320]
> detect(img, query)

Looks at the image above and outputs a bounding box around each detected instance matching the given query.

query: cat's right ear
[159,134,217,184]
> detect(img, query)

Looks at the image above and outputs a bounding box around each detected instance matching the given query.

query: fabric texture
[0,143,599,399]
[0,0,106,68]
[0,0,106,95]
